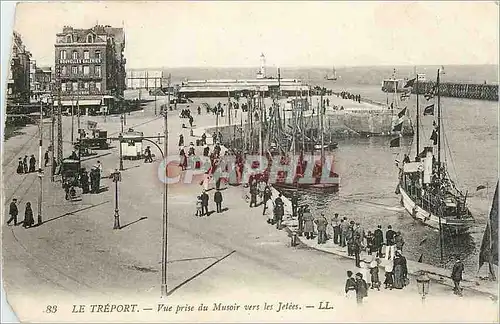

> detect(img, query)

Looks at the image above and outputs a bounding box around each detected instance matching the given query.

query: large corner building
[54,25,126,115]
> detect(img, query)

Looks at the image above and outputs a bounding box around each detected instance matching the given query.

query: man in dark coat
[355,272,368,304]
[179,134,184,147]
[374,225,384,257]
[291,191,299,217]
[249,183,258,208]
[7,198,18,226]
[23,155,28,173]
[386,225,396,258]
[214,189,223,213]
[262,185,272,215]
[44,150,50,167]
[451,256,465,296]
[201,133,207,145]
[80,169,90,194]
[200,190,209,216]
[89,168,98,193]
[29,155,37,172]
[353,234,362,267]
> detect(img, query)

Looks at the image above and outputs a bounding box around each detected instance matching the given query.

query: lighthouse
[256,53,266,79]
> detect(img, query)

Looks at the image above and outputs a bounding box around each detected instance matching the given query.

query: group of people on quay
[339,91,362,103]
[16,155,38,174]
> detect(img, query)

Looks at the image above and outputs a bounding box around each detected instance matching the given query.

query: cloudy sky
[9,1,500,69]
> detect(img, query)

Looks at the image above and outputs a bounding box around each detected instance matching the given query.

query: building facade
[7,31,31,105]
[34,66,52,101]
[54,25,126,114]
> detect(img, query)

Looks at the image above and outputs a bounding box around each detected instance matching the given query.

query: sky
[9,1,500,69]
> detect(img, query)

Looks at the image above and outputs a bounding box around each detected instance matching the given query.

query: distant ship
[325,66,338,81]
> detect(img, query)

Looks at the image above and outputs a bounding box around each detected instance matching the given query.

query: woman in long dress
[384,256,394,289]
[393,251,408,289]
[23,202,34,228]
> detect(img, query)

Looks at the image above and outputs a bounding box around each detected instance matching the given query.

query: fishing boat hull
[399,185,474,234]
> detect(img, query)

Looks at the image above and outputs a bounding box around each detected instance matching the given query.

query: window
[83,50,89,59]
[62,66,67,75]
[71,66,78,75]
[72,82,78,91]
[61,83,66,92]
[78,65,83,74]
[83,66,90,75]
[72,51,78,60]
[95,50,101,59]
[83,82,89,89]
[87,34,94,43]
[95,82,101,92]
[66,35,73,43]
[59,50,67,60]
[95,65,101,77]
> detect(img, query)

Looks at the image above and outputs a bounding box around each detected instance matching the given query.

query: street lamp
[111,169,122,229]
[416,271,430,302]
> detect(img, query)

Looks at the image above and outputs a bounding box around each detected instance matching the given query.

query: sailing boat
[478,181,498,279]
[394,68,474,234]
[325,66,338,81]
[273,89,339,192]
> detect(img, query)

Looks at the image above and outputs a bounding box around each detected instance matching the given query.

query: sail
[478,181,499,268]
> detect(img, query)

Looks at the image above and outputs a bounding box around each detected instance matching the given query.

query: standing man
[353,234,362,267]
[23,155,28,173]
[7,198,19,226]
[331,213,340,244]
[249,182,258,208]
[262,185,272,215]
[451,256,465,296]
[200,190,209,216]
[297,205,304,236]
[355,272,368,304]
[340,217,349,247]
[374,225,384,258]
[214,189,223,213]
[386,225,396,259]
[274,194,284,229]
[291,191,299,217]
[44,150,50,167]
[314,213,329,244]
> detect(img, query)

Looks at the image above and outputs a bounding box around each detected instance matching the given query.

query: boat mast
[437,68,441,176]
[320,88,325,162]
[416,67,420,157]
[437,67,443,263]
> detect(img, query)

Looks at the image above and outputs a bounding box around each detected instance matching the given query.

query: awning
[403,162,424,173]
[54,99,102,106]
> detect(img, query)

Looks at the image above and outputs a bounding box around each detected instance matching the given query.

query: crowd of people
[16,155,38,174]
[339,91,362,103]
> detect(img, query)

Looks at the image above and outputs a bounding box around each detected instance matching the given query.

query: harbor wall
[204,109,413,148]
[411,82,498,101]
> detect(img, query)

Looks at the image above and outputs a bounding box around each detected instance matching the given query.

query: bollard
[290,230,298,247]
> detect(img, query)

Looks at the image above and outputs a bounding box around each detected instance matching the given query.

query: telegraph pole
[57,63,63,165]
[161,73,171,297]
[50,87,55,182]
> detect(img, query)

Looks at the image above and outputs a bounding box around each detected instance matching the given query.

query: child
[370,259,381,290]
[344,270,356,298]
[195,196,202,217]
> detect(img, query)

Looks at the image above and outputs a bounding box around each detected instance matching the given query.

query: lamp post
[119,112,124,171]
[38,100,44,225]
[416,271,430,302]
[111,169,122,229]
[160,73,171,298]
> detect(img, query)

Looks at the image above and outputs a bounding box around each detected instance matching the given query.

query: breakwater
[411,82,498,101]
[205,109,413,149]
